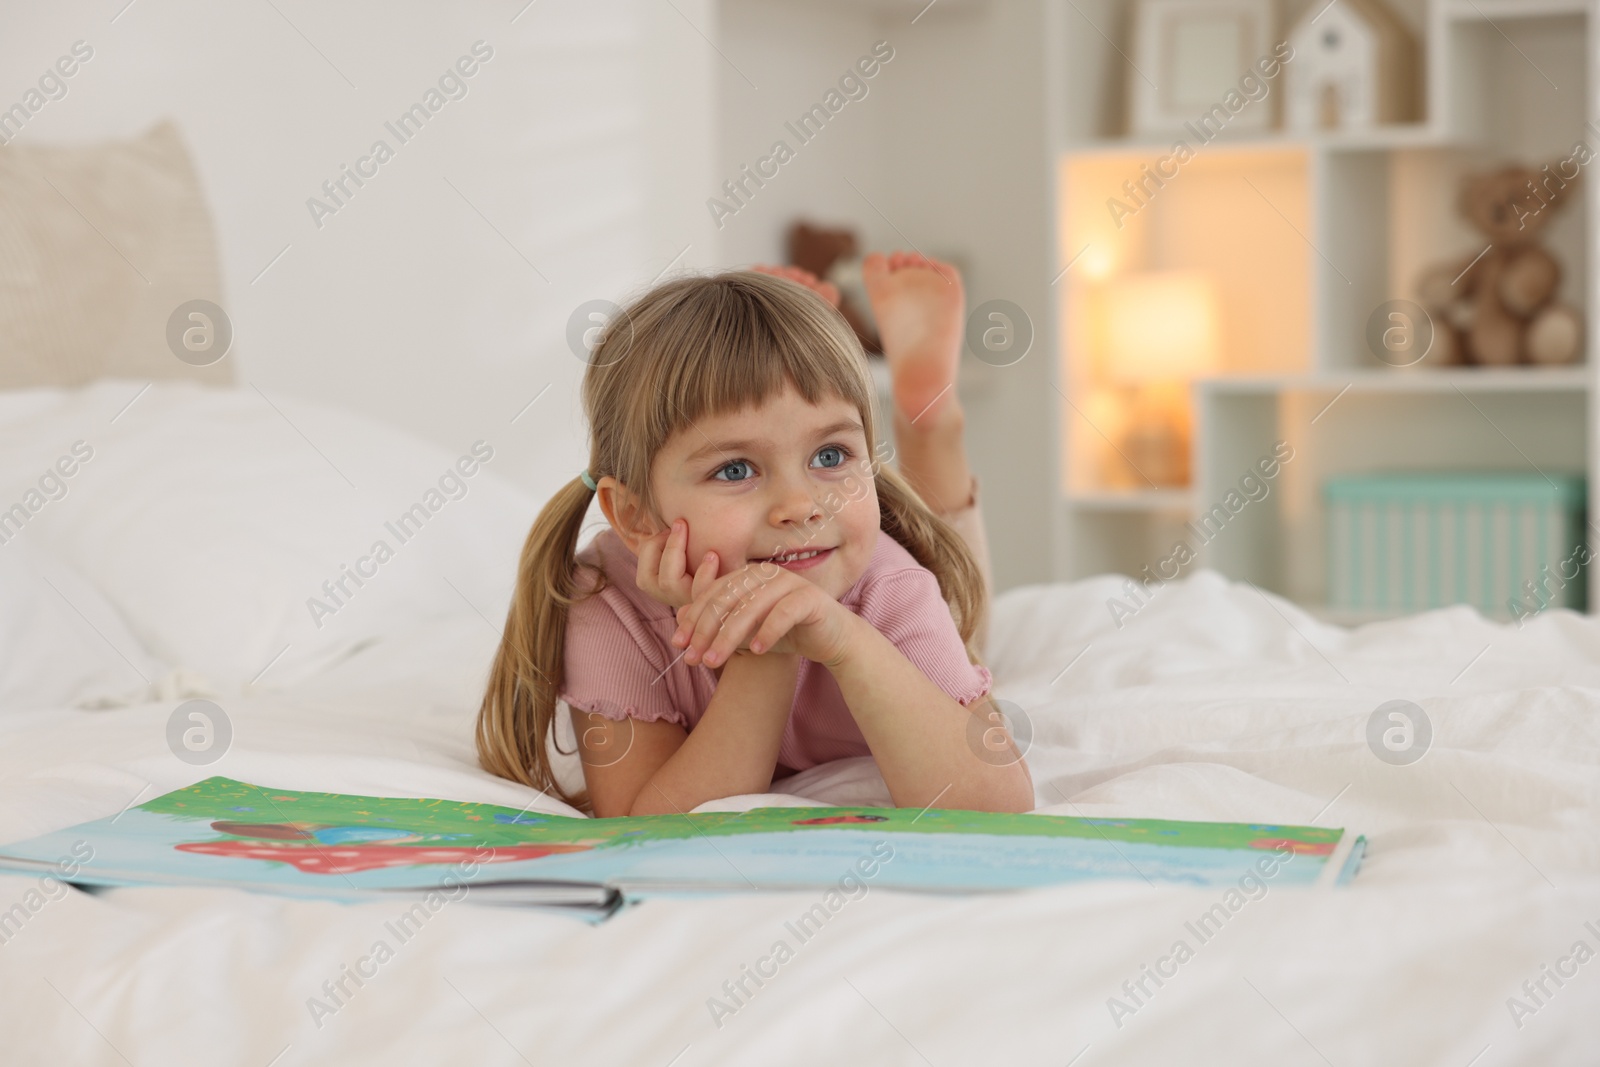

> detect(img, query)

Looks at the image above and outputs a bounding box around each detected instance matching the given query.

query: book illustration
[176,820,603,875]
[0,777,1365,921]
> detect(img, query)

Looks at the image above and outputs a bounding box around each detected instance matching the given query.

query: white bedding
[2,383,1598,1065]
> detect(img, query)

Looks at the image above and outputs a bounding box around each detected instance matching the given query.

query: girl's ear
[594,476,663,553]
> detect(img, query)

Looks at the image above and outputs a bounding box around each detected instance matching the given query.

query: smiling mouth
[754,547,834,564]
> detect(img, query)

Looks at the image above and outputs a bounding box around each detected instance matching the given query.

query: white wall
[7,0,1058,589]
[712,2,889,267]
[1,0,719,508]
[716,0,1058,590]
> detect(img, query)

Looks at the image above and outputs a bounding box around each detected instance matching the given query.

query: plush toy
[1415,161,1584,366]
[786,220,882,354]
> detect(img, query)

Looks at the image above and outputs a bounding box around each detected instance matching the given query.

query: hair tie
[580,470,598,492]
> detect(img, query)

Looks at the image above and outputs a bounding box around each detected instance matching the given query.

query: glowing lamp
[1096,271,1221,487]
[1101,271,1220,382]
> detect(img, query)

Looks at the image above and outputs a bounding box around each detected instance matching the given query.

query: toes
[883,250,959,285]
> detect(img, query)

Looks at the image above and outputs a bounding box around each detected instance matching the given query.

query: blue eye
[712,460,754,482]
[813,446,848,469]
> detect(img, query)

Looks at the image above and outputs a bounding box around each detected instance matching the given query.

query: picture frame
[1129,0,1277,137]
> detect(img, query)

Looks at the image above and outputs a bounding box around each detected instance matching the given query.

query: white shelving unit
[1050,0,1600,617]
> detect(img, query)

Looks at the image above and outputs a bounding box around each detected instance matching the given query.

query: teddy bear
[1414,160,1584,366]
[787,220,882,354]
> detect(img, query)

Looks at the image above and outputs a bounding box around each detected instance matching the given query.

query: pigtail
[475,475,603,813]
[873,463,988,665]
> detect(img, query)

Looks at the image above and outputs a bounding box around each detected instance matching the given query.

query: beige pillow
[0,120,234,387]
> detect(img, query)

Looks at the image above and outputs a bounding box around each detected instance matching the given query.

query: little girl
[476,253,1032,818]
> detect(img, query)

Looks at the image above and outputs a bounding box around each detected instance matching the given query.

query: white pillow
[0,381,538,691]
[0,539,168,711]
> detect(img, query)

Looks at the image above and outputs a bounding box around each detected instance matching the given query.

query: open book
[0,777,1366,923]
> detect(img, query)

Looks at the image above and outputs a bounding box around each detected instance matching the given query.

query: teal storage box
[1325,473,1588,616]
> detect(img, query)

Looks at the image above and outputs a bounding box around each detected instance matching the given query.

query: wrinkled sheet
[4,571,1599,1065]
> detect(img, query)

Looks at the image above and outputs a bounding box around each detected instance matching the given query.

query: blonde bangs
[592,271,878,512]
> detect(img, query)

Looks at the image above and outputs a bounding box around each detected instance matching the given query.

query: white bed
[2,382,1598,1066]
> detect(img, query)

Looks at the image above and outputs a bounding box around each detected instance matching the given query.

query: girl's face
[633,384,881,600]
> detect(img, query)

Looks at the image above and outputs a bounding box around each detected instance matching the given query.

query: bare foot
[861,251,964,425]
[751,264,841,310]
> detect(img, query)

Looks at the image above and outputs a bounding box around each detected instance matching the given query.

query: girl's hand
[635,519,720,610]
[670,564,856,669]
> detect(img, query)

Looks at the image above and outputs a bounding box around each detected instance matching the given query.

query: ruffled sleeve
[560,583,689,726]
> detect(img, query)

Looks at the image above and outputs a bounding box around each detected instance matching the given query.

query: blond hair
[475,270,987,813]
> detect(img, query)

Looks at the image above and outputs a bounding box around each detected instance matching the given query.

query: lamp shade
[1100,271,1220,382]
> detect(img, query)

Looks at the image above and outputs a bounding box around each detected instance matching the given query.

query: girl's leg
[860,252,970,507]
[862,252,991,652]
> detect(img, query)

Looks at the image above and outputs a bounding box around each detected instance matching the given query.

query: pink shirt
[560,527,993,772]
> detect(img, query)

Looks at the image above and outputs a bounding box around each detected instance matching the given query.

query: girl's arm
[673,566,1033,814]
[576,651,801,817]
[822,613,1033,812]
